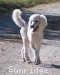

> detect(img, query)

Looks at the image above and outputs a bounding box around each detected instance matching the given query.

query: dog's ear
[38,14,48,30]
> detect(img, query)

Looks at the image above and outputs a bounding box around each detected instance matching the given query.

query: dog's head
[28,14,47,32]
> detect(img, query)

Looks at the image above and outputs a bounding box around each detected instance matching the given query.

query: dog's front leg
[21,36,30,63]
[20,28,30,63]
[30,43,41,65]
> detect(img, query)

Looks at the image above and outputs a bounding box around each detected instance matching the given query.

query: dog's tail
[12,9,26,27]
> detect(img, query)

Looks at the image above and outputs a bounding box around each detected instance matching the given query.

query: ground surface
[25,2,60,16]
[0,39,60,75]
[0,2,60,75]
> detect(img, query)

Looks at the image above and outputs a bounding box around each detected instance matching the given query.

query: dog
[12,9,47,65]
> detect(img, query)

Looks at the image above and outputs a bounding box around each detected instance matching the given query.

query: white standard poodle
[12,9,47,65]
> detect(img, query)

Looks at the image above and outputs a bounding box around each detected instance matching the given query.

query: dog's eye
[31,25,34,28]
[35,21,38,23]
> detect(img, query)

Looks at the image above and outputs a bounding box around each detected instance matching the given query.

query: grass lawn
[0,0,60,13]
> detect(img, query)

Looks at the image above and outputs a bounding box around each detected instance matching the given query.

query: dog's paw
[26,60,31,63]
[21,58,26,63]
[22,57,31,63]
[34,59,41,65]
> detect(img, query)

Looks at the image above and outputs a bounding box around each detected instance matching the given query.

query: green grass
[0,0,60,13]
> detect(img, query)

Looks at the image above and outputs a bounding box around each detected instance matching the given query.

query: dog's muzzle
[31,25,39,32]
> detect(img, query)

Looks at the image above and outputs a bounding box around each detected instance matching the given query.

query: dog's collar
[33,26,39,32]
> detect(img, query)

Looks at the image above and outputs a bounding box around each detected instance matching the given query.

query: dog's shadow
[40,63,60,69]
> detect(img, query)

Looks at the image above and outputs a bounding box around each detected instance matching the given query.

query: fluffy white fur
[12,9,47,65]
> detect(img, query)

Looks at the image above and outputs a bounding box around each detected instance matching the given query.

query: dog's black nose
[31,25,34,28]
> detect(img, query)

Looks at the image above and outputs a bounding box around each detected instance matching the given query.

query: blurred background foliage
[0,0,60,13]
